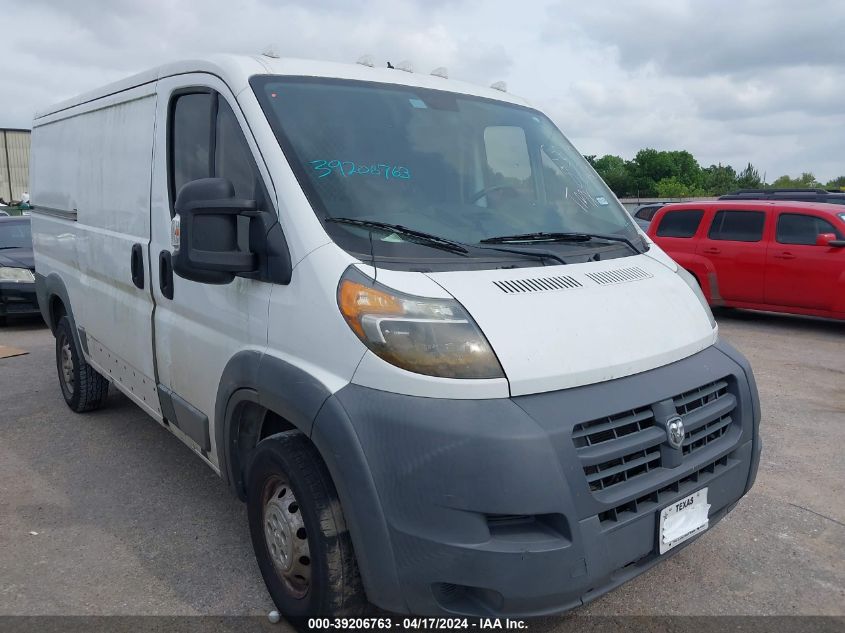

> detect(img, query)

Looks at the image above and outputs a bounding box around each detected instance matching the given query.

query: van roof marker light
[356,54,375,68]
[261,45,280,59]
[430,67,448,79]
[396,60,414,73]
[490,81,507,92]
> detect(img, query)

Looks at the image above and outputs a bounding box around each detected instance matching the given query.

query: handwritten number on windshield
[310,160,411,181]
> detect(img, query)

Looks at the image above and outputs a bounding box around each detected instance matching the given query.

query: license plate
[658,487,711,554]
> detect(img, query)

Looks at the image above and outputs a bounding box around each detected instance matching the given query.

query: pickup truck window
[708,210,765,242]
[777,213,843,244]
[655,209,703,238]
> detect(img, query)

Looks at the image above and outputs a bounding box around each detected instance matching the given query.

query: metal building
[0,128,31,203]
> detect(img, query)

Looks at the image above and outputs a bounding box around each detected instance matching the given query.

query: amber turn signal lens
[338,280,403,338]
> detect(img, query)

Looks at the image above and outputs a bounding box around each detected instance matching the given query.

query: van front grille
[572,378,737,495]
[598,454,733,524]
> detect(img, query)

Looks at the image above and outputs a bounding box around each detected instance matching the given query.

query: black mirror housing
[173,178,258,284]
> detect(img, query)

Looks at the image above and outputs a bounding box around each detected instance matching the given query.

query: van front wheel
[246,431,367,622]
[55,316,109,412]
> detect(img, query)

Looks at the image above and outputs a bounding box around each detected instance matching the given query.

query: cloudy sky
[1,0,842,181]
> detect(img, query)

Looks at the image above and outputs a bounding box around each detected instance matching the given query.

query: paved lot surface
[1,311,843,629]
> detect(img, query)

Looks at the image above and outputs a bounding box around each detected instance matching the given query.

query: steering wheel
[469,184,521,204]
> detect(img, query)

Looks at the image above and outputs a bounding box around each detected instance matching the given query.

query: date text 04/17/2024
[306,617,528,629]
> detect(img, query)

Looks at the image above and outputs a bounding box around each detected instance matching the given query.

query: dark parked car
[719,188,845,205]
[630,202,669,230]
[0,216,39,324]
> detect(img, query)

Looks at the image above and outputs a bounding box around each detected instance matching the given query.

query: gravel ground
[0,310,843,630]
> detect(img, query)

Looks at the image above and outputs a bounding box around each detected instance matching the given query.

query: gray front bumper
[311,340,761,616]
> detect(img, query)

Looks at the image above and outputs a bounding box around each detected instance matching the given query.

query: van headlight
[338,269,504,379]
[0,267,35,283]
[677,268,717,329]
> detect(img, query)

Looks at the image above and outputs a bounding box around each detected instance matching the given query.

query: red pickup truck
[647,200,845,320]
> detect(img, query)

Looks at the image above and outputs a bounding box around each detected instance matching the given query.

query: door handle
[774,252,796,260]
[159,250,174,300]
[702,247,721,255]
[130,243,144,289]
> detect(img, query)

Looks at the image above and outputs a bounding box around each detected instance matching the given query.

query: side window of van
[171,93,213,194]
[655,209,703,238]
[170,90,266,208]
[170,90,268,250]
[708,210,765,242]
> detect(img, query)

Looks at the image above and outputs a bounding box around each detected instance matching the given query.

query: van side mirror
[816,232,845,248]
[173,178,258,284]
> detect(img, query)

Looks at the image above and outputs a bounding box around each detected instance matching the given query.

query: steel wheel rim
[262,475,311,598]
[60,335,74,395]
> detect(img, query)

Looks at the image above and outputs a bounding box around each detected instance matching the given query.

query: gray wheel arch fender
[214,349,329,495]
[35,272,85,353]
[214,350,405,612]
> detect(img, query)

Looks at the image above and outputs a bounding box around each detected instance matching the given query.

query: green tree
[592,154,632,197]
[667,150,703,189]
[702,163,738,195]
[736,163,763,189]
[825,175,845,190]
[770,172,820,188]
[628,148,703,197]
[655,177,707,198]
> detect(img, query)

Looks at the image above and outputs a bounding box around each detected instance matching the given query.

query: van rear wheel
[246,431,367,623]
[55,315,109,412]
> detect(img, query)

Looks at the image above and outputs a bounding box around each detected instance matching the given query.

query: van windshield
[252,76,639,259]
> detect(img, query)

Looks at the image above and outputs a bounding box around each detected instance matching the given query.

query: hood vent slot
[493,275,582,294]
[585,266,651,285]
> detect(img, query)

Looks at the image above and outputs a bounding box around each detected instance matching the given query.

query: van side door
[31,85,161,419]
[149,75,274,465]
[696,208,768,304]
[765,210,845,311]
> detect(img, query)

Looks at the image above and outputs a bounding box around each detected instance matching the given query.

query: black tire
[246,431,367,624]
[55,315,109,412]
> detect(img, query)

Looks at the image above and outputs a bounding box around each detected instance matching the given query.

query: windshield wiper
[326,217,469,255]
[481,231,643,254]
[475,244,567,266]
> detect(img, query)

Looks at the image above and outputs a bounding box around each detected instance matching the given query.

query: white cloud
[0,0,841,181]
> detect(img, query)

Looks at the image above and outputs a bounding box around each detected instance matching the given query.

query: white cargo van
[31,55,761,621]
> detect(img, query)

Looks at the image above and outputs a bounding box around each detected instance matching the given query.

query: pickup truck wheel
[55,316,109,412]
[246,431,367,623]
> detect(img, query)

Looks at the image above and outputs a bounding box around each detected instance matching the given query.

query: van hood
[427,254,716,396]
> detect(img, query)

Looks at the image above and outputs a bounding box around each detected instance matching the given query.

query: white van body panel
[428,255,717,396]
[31,83,161,418]
[266,244,366,394]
